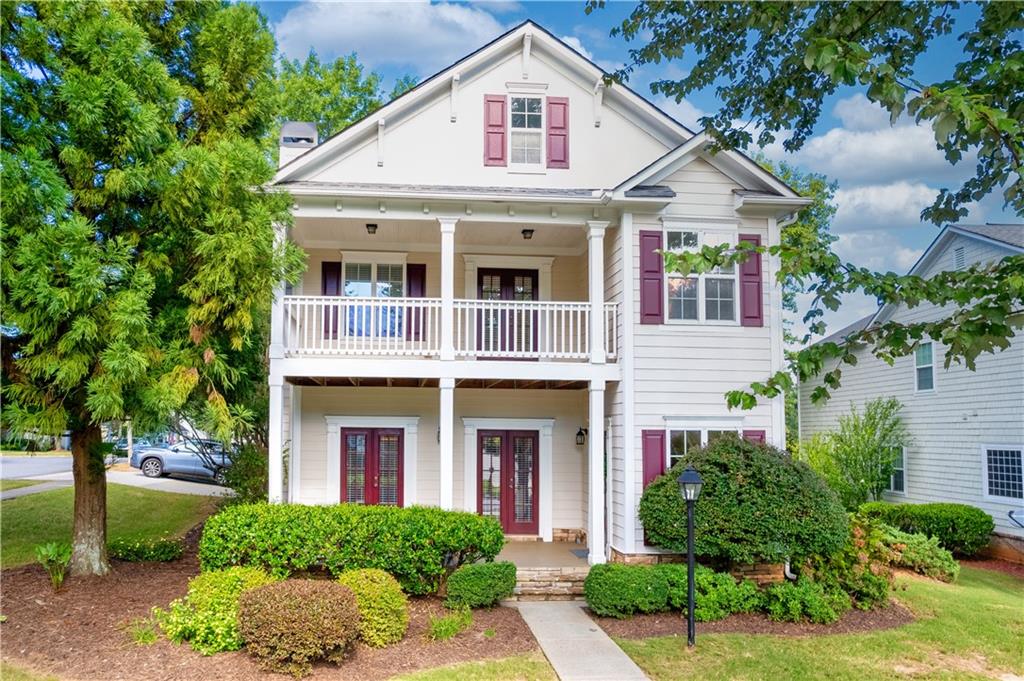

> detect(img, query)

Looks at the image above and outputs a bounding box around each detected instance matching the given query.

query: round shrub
[337,568,409,647]
[859,502,993,556]
[881,525,960,582]
[199,503,505,594]
[444,561,517,609]
[239,580,360,677]
[155,567,277,654]
[655,564,761,621]
[639,435,849,564]
[583,563,669,618]
[761,577,850,624]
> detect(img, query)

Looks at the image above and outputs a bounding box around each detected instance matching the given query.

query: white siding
[800,234,1024,536]
[604,223,627,548]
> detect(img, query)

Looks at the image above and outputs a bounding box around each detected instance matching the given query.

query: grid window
[375,264,403,297]
[665,229,737,322]
[668,276,699,320]
[915,342,934,391]
[344,262,404,298]
[704,277,735,321]
[668,427,741,468]
[986,448,1023,500]
[888,447,905,493]
[344,263,372,297]
[510,97,543,165]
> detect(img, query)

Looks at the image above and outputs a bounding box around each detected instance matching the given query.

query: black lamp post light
[677,465,703,647]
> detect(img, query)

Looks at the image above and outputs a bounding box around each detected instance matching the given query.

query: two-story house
[800,223,1024,560]
[265,21,809,565]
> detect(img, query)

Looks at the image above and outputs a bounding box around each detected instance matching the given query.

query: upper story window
[665,229,737,323]
[510,96,543,166]
[914,341,934,391]
[344,262,404,298]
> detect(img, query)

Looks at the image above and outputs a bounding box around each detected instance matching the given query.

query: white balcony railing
[282,296,617,361]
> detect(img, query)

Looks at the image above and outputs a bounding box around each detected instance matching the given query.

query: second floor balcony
[282,295,618,361]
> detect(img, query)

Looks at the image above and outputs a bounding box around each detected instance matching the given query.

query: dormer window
[510,96,543,165]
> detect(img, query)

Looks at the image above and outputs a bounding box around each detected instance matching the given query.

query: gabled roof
[949,223,1023,250]
[273,20,695,185]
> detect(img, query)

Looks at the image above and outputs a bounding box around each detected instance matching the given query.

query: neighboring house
[265,21,809,564]
[799,223,1024,551]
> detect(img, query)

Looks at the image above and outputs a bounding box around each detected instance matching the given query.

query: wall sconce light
[366,223,378,235]
[521,228,534,240]
[575,427,588,446]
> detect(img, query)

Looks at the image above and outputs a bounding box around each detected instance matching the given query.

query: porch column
[269,222,287,360]
[268,379,284,503]
[439,377,455,509]
[587,220,609,364]
[588,379,606,565]
[438,217,458,361]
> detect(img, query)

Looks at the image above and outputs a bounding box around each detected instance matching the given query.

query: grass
[393,652,556,680]
[0,483,215,568]
[0,450,71,457]
[121,616,160,646]
[0,479,41,492]
[428,607,474,641]
[617,566,1024,681]
[0,662,59,681]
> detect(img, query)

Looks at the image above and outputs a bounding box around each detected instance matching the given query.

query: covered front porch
[498,540,590,601]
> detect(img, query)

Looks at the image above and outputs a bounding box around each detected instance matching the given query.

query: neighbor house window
[915,342,934,391]
[985,446,1023,500]
[668,427,741,467]
[509,96,543,165]
[888,447,906,494]
[665,229,737,323]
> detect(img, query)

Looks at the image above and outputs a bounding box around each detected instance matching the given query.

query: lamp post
[677,465,703,647]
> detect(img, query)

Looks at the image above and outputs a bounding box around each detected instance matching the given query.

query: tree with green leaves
[1,1,304,575]
[589,1,1023,409]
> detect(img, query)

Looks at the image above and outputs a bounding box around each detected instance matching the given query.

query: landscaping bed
[0,529,539,681]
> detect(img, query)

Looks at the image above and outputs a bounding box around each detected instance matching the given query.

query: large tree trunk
[69,423,110,576]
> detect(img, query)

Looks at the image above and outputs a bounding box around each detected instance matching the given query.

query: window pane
[526,97,541,113]
[511,97,526,113]
[526,112,542,129]
[707,430,732,445]
[915,342,932,367]
[890,469,904,493]
[916,366,933,391]
[481,436,502,518]
[377,434,400,506]
[667,231,682,251]
[345,434,366,504]
[669,430,701,465]
[705,278,735,321]
[376,264,403,297]
[344,263,372,297]
[668,276,698,320]
[526,146,541,163]
[986,448,1023,499]
[511,113,526,128]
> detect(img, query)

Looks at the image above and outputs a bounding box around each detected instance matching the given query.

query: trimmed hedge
[859,502,993,556]
[155,567,278,654]
[239,580,359,677]
[761,577,849,624]
[881,525,960,582]
[199,503,505,595]
[639,435,849,564]
[584,563,669,618]
[337,569,409,647]
[444,561,517,609]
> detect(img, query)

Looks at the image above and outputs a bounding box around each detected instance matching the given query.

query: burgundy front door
[477,268,538,355]
[340,428,403,506]
[478,430,539,535]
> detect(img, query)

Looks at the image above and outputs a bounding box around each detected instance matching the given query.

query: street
[0,455,72,479]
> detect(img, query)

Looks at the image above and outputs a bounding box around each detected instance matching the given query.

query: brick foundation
[981,533,1024,565]
[729,563,786,585]
[609,546,684,565]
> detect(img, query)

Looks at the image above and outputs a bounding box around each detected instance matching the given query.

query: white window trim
[340,251,407,298]
[325,415,419,506]
[981,443,1024,503]
[462,417,554,542]
[507,93,546,171]
[662,224,741,326]
[914,341,936,393]
[887,445,907,496]
[662,415,744,470]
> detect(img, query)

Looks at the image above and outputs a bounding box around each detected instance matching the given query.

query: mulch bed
[591,601,916,639]
[0,527,539,680]
[962,558,1024,580]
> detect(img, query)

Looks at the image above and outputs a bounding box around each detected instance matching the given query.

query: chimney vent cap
[280,121,318,148]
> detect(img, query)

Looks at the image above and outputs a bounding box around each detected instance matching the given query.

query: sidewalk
[0,480,72,501]
[12,470,230,497]
[514,601,649,681]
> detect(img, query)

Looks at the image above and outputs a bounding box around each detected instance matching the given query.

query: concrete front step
[511,566,589,600]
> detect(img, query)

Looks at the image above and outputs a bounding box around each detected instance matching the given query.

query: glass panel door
[479,433,502,520]
[340,428,403,506]
[342,431,368,504]
[478,430,539,535]
[476,269,538,356]
[376,432,401,506]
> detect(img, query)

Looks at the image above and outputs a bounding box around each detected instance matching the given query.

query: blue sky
[258,1,1014,334]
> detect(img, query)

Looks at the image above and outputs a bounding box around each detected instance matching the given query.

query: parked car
[129,440,231,485]
[113,437,151,454]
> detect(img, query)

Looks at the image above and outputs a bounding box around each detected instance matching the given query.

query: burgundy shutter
[639,230,664,324]
[546,97,569,169]
[739,233,763,327]
[743,429,766,444]
[483,95,507,166]
[642,430,667,488]
[406,263,426,341]
[322,262,341,339]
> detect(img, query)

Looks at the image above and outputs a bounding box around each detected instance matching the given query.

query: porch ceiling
[286,377,589,390]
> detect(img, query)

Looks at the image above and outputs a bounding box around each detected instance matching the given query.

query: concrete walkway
[9,470,229,497]
[515,601,648,681]
[0,480,72,501]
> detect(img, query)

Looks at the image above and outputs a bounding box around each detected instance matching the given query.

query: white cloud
[654,96,707,130]
[832,181,939,233]
[274,2,507,75]
[834,230,924,272]
[560,36,593,61]
[832,93,891,131]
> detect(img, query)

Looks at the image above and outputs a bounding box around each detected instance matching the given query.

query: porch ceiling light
[366,223,378,235]
[677,465,703,502]
[575,427,587,446]
[521,228,534,240]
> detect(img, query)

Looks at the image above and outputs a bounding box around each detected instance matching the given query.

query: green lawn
[0,450,71,457]
[0,483,215,568]
[0,662,58,681]
[394,653,556,680]
[0,480,41,492]
[618,566,1024,680]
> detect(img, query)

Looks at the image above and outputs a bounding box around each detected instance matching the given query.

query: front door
[477,268,538,355]
[340,429,403,506]
[478,430,539,535]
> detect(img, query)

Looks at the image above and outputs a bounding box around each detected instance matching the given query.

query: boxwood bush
[444,561,517,609]
[199,503,505,594]
[337,568,409,647]
[761,577,850,624]
[639,435,849,564]
[881,525,960,582]
[155,567,277,654]
[583,563,669,618]
[239,580,359,677]
[859,502,993,556]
